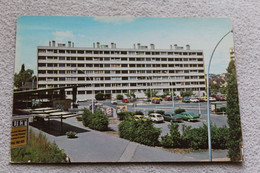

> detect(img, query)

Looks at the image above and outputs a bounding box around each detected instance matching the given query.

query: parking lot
[78,99,228,137]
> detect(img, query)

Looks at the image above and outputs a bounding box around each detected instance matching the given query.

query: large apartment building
[37,41,206,100]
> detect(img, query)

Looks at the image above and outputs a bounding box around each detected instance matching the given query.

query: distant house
[20,81,37,91]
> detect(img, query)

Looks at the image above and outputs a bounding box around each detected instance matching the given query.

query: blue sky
[15,16,234,74]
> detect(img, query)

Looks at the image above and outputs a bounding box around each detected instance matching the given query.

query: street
[78,99,228,137]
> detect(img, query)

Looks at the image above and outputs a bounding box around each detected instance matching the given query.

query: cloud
[52,31,75,41]
[93,16,135,24]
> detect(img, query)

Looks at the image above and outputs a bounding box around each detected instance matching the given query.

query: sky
[15,16,234,74]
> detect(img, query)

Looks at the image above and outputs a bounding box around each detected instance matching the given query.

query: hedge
[174,108,186,114]
[161,123,229,150]
[82,109,109,131]
[118,120,161,146]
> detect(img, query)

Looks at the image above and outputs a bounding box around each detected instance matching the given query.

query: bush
[134,110,143,115]
[66,131,77,138]
[88,110,109,131]
[118,120,161,146]
[175,108,186,114]
[161,122,181,148]
[116,94,124,100]
[117,111,135,120]
[156,110,165,115]
[82,109,109,131]
[82,109,93,127]
[11,130,67,163]
[161,123,229,150]
[95,92,105,100]
[148,110,155,115]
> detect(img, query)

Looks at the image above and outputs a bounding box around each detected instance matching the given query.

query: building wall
[37,41,206,100]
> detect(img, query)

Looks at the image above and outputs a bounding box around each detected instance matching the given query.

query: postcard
[11,16,243,163]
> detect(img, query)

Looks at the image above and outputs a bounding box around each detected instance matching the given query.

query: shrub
[95,92,105,100]
[88,110,109,131]
[118,120,161,146]
[82,109,93,127]
[82,109,109,131]
[117,111,135,120]
[66,131,77,138]
[116,94,124,100]
[148,110,155,115]
[175,108,186,114]
[161,122,181,148]
[156,110,165,115]
[11,130,67,163]
[134,110,144,115]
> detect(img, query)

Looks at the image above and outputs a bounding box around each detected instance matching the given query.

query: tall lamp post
[77,69,94,113]
[207,30,233,162]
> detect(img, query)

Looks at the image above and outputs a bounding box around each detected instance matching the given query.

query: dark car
[163,112,183,122]
[177,112,200,122]
[182,96,191,103]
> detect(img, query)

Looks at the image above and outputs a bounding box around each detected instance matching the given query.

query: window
[59,57,65,60]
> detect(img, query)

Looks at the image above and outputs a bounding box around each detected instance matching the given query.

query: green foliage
[82,109,92,127]
[161,122,181,148]
[161,123,229,150]
[163,90,170,97]
[117,111,135,120]
[134,110,144,115]
[66,131,77,138]
[144,89,158,98]
[174,108,186,114]
[116,94,124,100]
[226,60,242,161]
[216,106,227,113]
[14,64,36,89]
[156,110,165,115]
[82,109,109,131]
[220,86,227,94]
[210,83,220,95]
[11,130,67,163]
[118,120,161,146]
[95,92,105,100]
[148,110,155,115]
[126,90,136,99]
[180,90,193,97]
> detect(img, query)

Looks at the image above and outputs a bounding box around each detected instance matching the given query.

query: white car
[209,97,216,102]
[148,113,164,123]
[190,97,199,103]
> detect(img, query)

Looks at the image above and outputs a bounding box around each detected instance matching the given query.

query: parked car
[190,97,199,103]
[122,99,129,103]
[215,94,226,101]
[111,99,117,105]
[209,97,217,102]
[130,98,137,102]
[177,112,200,122]
[197,97,206,102]
[164,96,172,101]
[152,98,161,104]
[133,115,148,121]
[148,113,164,123]
[182,96,191,103]
[163,112,183,122]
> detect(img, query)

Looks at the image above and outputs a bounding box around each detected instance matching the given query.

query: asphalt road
[79,99,228,137]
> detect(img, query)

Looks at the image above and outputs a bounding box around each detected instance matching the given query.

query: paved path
[30,117,229,162]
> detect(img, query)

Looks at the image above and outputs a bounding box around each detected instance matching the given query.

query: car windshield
[189,113,196,116]
[157,115,162,117]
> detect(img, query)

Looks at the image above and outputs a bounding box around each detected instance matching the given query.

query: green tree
[180,90,193,97]
[226,60,242,161]
[210,83,220,95]
[220,86,227,94]
[14,64,35,89]
[126,90,136,99]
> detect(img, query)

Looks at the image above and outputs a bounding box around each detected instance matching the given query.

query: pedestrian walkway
[30,117,229,162]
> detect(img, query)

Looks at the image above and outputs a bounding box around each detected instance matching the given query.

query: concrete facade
[37,41,206,100]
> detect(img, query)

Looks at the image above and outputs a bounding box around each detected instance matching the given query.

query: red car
[122,99,129,103]
[164,96,172,101]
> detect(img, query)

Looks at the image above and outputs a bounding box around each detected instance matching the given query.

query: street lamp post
[207,30,233,162]
[77,69,94,113]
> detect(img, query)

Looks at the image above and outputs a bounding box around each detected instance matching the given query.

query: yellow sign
[11,118,28,148]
